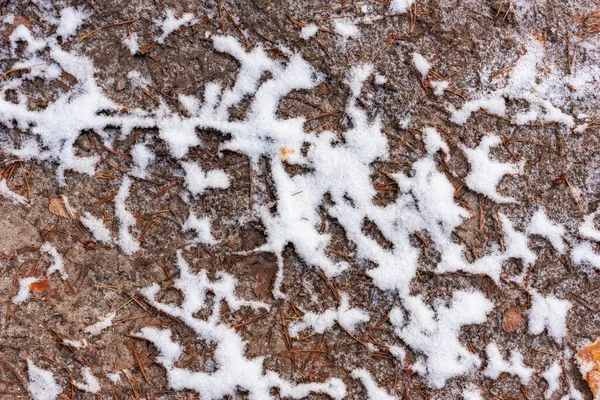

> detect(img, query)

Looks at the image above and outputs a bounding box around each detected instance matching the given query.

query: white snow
[3,14,15,24]
[155,9,196,44]
[114,176,139,255]
[389,0,415,13]
[27,359,62,400]
[351,369,398,400]
[41,242,68,279]
[73,367,100,393]
[527,291,571,343]
[2,15,597,396]
[422,127,449,156]
[449,37,577,128]
[130,143,155,179]
[123,32,139,54]
[80,212,113,244]
[572,240,600,269]
[542,361,562,397]
[527,209,566,254]
[500,213,537,268]
[463,386,484,400]
[0,179,29,206]
[182,212,218,245]
[181,161,230,197]
[430,80,448,96]
[461,135,523,203]
[300,23,318,40]
[57,7,87,38]
[412,53,430,78]
[334,19,360,40]
[10,25,46,56]
[13,277,39,304]
[389,291,493,388]
[579,207,600,242]
[484,343,533,384]
[139,251,347,399]
[106,372,121,384]
[375,74,387,85]
[289,293,370,337]
[84,311,116,336]
[127,69,150,88]
[62,338,88,349]
[449,98,506,125]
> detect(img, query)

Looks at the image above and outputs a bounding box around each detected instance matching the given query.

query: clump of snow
[56,7,87,38]
[0,180,29,206]
[123,32,139,54]
[579,206,600,242]
[114,176,139,255]
[334,19,360,40]
[27,359,63,400]
[139,251,347,399]
[572,240,600,269]
[389,291,493,388]
[422,127,449,155]
[182,212,218,245]
[351,369,398,400]
[155,9,196,44]
[542,361,562,397]
[13,277,40,304]
[526,209,566,254]
[127,70,150,88]
[10,25,46,56]
[412,53,430,78]
[463,386,484,400]
[449,98,506,125]
[85,311,116,336]
[289,293,369,337]
[62,338,88,349]
[461,135,523,203]
[3,14,15,24]
[375,74,387,85]
[500,213,537,267]
[130,143,155,179]
[73,367,100,393]
[41,242,67,279]
[80,212,113,244]
[106,372,121,384]
[527,291,571,343]
[181,161,230,197]
[300,23,318,40]
[430,80,448,96]
[484,343,533,384]
[389,0,415,13]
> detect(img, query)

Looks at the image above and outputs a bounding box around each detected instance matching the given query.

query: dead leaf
[280,147,296,161]
[577,338,600,398]
[49,198,69,218]
[502,307,525,332]
[29,280,49,293]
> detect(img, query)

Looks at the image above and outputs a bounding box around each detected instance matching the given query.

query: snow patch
[27,360,62,400]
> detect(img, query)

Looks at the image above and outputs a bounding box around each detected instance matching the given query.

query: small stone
[115,78,127,91]
[502,306,525,332]
[577,338,600,398]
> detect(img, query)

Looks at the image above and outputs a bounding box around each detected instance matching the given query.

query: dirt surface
[0,0,599,399]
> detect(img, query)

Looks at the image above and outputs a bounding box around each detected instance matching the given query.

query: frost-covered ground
[0,0,599,399]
